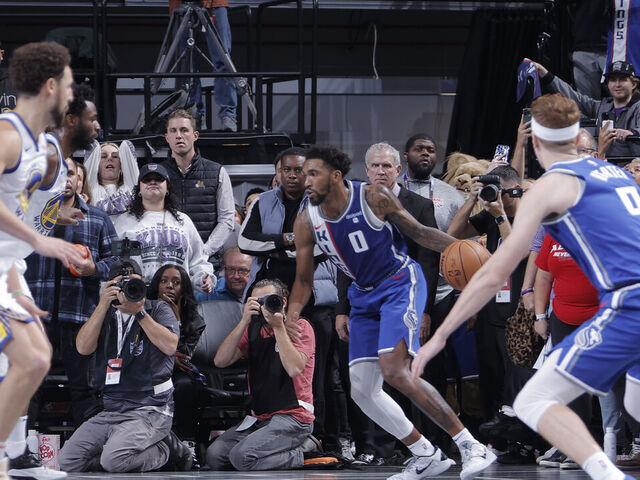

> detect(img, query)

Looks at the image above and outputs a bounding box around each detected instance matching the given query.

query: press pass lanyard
[116,312,135,358]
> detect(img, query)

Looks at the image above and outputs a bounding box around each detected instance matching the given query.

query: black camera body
[108,258,147,306]
[477,174,502,203]
[252,294,284,322]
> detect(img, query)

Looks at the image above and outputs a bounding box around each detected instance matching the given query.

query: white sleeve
[119,140,140,190]
[203,167,235,256]
[184,214,216,291]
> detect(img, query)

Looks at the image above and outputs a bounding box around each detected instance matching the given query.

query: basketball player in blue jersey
[0,42,85,480]
[413,93,640,480]
[288,146,496,480]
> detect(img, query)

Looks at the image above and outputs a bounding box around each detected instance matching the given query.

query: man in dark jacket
[162,109,235,266]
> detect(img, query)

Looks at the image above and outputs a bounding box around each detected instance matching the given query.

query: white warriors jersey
[0,112,47,271]
[28,133,68,237]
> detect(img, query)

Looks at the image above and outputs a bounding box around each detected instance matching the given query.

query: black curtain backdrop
[446,10,544,161]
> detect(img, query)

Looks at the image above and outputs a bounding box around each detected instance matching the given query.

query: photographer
[448,166,531,442]
[59,259,188,473]
[205,278,317,471]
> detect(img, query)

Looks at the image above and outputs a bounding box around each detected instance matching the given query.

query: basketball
[440,239,491,290]
[69,244,90,277]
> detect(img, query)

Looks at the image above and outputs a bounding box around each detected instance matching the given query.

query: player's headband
[531,117,580,142]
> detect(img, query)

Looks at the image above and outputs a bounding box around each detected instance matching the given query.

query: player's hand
[56,207,85,226]
[411,332,446,381]
[33,236,85,268]
[419,313,431,345]
[335,314,350,342]
[522,291,534,312]
[175,351,193,372]
[7,265,47,323]
[285,312,303,344]
[534,318,548,340]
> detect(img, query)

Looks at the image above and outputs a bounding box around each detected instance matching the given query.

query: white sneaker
[387,448,455,479]
[459,441,497,480]
[0,457,8,480]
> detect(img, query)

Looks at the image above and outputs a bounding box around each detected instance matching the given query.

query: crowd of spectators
[4,31,640,479]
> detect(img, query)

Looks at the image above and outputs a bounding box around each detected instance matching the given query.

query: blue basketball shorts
[553,285,640,395]
[347,260,427,366]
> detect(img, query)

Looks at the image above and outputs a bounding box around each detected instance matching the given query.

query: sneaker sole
[460,450,497,480]
[8,468,68,480]
[386,459,455,480]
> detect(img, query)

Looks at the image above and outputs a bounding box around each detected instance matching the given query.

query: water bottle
[27,430,39,456]
[604,426,616,462]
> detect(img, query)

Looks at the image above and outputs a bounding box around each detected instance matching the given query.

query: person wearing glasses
[195,247,253,303]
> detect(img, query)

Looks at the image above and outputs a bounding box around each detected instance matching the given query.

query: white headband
[531,117,580,142]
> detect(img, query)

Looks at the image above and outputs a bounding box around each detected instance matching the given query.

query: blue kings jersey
[605,0,640,77]
[542,157,640,293]
[306,181,409,289]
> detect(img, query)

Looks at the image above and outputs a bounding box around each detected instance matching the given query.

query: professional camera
[477,174,502,202]
[477,174,524,203]
[252,294,284,322]
[257,294,284,314]
[108,259,147,306]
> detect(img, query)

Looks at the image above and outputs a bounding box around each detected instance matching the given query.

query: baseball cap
[138,163,170,183]
[605,61,636,79]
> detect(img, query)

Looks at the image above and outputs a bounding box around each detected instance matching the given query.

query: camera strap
[116,312,136,358]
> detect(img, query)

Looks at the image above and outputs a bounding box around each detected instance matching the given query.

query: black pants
[549,311,592,425]
[303,305,334,442]
[322,329,351,450]
[29,322,97,429]
[173,369,205,441]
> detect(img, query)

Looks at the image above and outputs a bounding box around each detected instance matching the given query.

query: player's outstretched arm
[411,172,578,380]
[288,209,316,318]
[365,184,456,253]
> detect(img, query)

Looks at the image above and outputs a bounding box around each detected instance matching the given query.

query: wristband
[10,289,26,298]
[134,310,148,322]
[520,288,534,296]
[535,313,547,322]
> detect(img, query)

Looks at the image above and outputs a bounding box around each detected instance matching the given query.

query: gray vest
[249,187,338,306]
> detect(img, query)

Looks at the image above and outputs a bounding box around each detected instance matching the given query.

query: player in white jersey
[0,42,85,480]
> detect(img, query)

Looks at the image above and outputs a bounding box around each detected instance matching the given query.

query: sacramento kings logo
[40,193,64,231]
[574,325,603,350]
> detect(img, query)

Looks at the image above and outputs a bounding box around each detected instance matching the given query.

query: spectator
[206,278,317,471]
[624,158,640,184]
[448,166,529,424]
[533,233,600,469]
[113,163,214,292]
[59,259,190,473]
[162,109,235,266]
[76,161,92,204]
[533,59,640,158]
[234,205,244,225]
[85,141,139,217]
[148,265,205,445]
[169,1,237,132]
[243,187,264,218]
[192,247,253,390]
[238,147,338,446]
[25,156,118,426]
[58,83,100,158]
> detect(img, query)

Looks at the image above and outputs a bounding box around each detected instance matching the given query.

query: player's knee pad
[349,361,414,440]
[514,350,583,431]
[624,376,640,421]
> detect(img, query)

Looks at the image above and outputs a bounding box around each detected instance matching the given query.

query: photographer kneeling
[59,259,186,473]
[206,278,317,471]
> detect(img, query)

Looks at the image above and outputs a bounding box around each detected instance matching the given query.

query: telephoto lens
[258,294,284,313]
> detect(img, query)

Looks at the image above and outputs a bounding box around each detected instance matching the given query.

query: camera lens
[123,278,147,303]
[479,184,500,203]
[259,294,284,313]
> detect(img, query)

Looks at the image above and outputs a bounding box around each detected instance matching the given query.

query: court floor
[64,464,640,479]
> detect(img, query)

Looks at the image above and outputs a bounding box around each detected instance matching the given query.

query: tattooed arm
[365,184,456,253]
[288,208,316,316]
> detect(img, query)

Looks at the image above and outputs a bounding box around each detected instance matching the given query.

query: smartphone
[522,107,531,124]
[494,144,510,163]
[602,119,614,132]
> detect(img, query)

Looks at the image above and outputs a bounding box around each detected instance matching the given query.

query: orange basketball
[440,239,491,290]
[69,244,90,277]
